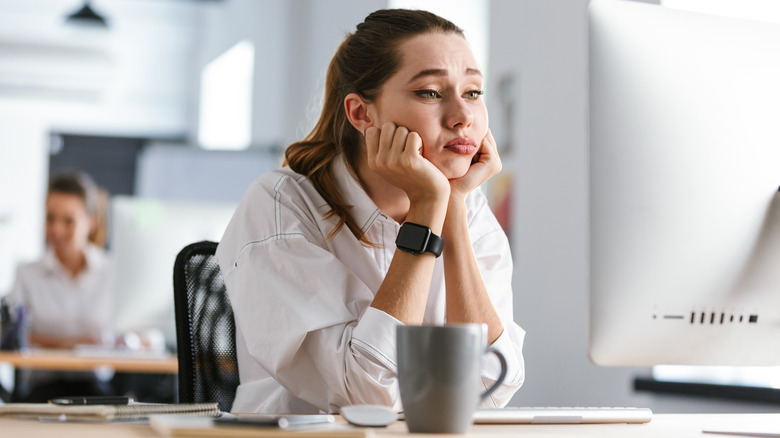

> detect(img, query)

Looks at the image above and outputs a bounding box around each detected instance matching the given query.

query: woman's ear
[344,93,374,135]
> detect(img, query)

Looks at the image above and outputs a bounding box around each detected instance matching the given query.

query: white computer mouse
[340,404,398,427]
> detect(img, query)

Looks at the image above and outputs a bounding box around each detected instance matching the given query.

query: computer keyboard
[473,406,653,424]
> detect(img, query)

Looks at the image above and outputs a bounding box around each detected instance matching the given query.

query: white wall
[0,104,48,291]
[487,0,646,408]
[135,144,280,203]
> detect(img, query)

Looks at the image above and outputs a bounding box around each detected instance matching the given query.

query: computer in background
[109,196,236,347]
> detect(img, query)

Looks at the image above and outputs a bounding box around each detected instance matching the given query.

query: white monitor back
[589,0,780,366]
[109,196,236,346]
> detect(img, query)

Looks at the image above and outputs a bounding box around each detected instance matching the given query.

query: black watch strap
[395,222,444,257]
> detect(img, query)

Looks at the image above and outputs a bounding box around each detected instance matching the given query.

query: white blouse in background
[6,243,115,343]
[216,157,525,414]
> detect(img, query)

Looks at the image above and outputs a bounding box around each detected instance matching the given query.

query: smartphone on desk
[214,414,335,429]
[50,396,132,405]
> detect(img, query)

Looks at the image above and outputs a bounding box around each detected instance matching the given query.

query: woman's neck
[55,246,88,278]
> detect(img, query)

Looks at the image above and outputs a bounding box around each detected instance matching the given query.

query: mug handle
[479,346,508,402]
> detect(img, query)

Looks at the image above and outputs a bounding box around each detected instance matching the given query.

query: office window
[198,40,255,151]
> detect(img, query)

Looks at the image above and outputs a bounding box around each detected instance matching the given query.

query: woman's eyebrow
[407,67,483,83]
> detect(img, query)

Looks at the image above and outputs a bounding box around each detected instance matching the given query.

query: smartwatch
[395,222,444,257]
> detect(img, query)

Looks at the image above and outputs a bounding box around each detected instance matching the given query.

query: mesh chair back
[173,241,239,412]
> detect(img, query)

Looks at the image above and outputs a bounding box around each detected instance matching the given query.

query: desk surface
[0,349,178,374]
[2,413,780,437]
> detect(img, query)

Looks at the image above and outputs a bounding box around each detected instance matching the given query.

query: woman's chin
[426,153,475,180]
[51,242,78,255]
[442,162,472,180]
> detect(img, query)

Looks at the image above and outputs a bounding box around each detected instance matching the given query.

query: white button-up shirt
[216,157,525,414]
[6,244,115,342]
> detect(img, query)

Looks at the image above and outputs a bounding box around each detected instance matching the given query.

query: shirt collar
[42,248,57,273]
[331,155,387,233]
[42,244,103,276]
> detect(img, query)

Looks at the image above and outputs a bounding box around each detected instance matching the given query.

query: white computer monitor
[588,0,780,366]
[109,196,236,346]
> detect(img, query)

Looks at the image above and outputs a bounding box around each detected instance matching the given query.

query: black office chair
[173,240,239,412]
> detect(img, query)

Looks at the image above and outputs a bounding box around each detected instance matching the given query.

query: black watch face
[397,224,430,254]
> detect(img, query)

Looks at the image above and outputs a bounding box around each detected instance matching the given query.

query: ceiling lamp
[66,1,108,27]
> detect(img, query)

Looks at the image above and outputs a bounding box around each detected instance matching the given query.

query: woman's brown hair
[283,9,463,244]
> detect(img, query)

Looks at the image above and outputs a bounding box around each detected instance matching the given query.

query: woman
[7,171,115,401]
[216,9,525,414]
[8,171,114,348]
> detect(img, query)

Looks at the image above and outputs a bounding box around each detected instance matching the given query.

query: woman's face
[45,192,92,256]
[370,32,488,179]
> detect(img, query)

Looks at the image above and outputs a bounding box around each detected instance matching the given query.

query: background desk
[0,349,179,403]
[0,350,178,374]
[2,414,780,437]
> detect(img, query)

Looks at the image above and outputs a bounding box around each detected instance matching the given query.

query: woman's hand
[365,122,451,204]
[449,128,502,200]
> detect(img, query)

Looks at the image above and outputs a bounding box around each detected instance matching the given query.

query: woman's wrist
[441,196,468,241]
[405,196,448,235]
[405,177,450,205]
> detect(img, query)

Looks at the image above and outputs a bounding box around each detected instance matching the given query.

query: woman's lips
[443,138,477,155]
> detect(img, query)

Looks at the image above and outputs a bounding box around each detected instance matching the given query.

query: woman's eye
[415,89,441,100]
[465,90,484,100]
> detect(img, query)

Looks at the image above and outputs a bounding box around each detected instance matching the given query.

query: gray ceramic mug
[396,324,508,434]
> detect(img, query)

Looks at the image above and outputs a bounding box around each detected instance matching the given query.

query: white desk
[2,413,780,437]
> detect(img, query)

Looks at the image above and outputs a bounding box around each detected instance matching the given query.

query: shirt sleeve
[222,237,404,413]
[467,191,526,408]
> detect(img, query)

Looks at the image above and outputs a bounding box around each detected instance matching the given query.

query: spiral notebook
[0,402,220,422]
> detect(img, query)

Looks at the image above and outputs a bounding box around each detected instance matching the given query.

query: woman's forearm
[441,197,504,344]
[370,198,448,324]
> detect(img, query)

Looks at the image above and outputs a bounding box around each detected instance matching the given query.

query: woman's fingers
[450,128,502,197]
[480,128,502,174]
[365,122,449,201]
[391,125,409,153]
[364,126,380,161]
[377,122,397,156]
[402,131,423,158]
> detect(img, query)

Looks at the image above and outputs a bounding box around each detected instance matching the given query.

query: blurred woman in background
[6,171,115,401]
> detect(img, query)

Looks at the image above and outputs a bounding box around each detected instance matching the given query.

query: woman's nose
[47,221,64,238]
[446,98,473,129]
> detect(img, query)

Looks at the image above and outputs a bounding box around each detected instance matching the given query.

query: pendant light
[66,1,108,28]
